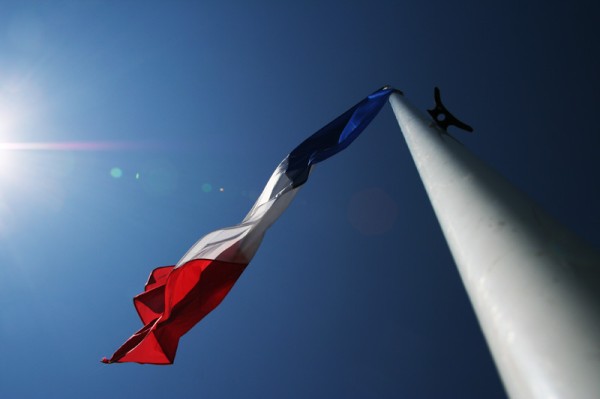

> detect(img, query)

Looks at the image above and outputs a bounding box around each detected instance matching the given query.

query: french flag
[102,86,394,364]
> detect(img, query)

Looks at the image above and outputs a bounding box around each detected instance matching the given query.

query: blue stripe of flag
[284,86,394,187]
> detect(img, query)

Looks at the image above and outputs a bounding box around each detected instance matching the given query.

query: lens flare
[110,167,123,178]
[0,141,143,151]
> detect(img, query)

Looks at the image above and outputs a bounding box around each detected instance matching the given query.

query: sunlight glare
[0,146,20,182]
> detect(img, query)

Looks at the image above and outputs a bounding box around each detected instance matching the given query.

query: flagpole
[389,91,600,398]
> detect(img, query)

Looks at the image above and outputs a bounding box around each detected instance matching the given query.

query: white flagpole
[389,91,600,398]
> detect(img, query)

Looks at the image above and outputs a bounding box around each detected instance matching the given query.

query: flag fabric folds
[102,86,394,364]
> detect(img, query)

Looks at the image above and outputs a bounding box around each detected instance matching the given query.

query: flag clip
[427,87,474,133]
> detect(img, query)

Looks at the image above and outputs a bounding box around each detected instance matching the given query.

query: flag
[102,86,394,364]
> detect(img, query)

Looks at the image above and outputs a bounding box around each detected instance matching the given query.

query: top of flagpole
[389,90,600,399]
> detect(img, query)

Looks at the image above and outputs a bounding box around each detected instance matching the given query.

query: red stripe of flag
[102,259,246,364]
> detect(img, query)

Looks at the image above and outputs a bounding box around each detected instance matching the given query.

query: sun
[0,72,41,180]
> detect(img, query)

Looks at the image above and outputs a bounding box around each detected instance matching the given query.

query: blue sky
[1,1,599,398]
